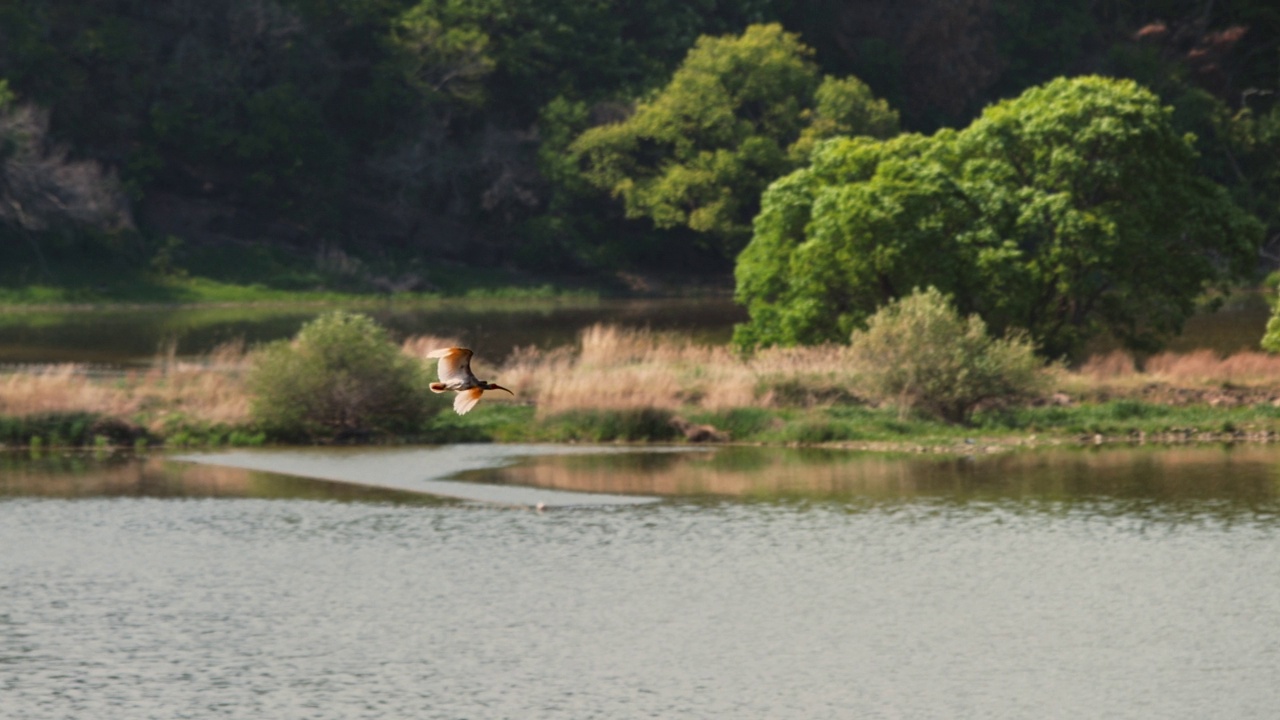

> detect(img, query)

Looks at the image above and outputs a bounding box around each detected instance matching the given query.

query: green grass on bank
[8,400,1280,452]
[0,237,605,308]
[423,404,964,446]
[973,400,1280,437]
[0,275,598,308]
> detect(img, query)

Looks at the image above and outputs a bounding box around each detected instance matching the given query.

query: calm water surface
[0,298,745,367]
[2,445,1279,719]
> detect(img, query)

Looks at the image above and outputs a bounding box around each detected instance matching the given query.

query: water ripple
[2,495,1278,719]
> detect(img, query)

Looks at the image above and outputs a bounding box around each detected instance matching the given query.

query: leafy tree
[2,0,1276,284]
[849,287,1044,424]
[0,0,417,246]
[391,1,495,108]
[247,311,435,441]
[1183,99,1280,264]
[789,75,903,161]
[734,76,1263,358]
[1233,104,1280,254]
[368,0,779,266]
[1105,5,1280,258]
[571,23,899,260]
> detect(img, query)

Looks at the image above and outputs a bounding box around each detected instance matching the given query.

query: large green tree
[734,76,1263,358]
[571,23,899,261]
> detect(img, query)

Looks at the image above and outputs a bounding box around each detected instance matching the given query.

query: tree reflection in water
[465,445,1280,523]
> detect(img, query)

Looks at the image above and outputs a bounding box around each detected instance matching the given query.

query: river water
[0,297,746,367]
[2,444,1278,719]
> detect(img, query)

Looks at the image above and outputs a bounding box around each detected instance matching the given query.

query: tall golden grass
[1146,350,1280,384]
[0,340,253,430]
[480,324,862,416]
[1064,348,1280,394]
[483,326,1280,414]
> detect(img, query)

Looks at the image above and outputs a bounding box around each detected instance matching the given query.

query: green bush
[849,288,1046,424]
[247,311,435,441]
[0,412,131,447]
[1262,279,1280,353]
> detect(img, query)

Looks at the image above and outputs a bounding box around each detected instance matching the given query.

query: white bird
[426,347,513,415]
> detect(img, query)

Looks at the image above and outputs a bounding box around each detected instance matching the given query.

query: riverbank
[0,277,602,311]
[0,240,738,310]
[5,323,1280,454]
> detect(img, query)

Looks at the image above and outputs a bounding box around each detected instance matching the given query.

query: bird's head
[483,381,514,395]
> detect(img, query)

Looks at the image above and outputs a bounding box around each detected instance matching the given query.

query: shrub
[247,311,435,440]
[849,287,1045,424]
[1262,291,1280,354]
[0,412,106,447]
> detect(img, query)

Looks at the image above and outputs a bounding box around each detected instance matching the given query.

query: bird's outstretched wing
[454,387,484,415]
[427,347,476,387]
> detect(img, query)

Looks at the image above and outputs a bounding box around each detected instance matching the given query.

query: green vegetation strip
[8,401,1280,453]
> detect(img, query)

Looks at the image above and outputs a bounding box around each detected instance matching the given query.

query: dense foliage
[0,0,1275,285]
[247,311,434,440]
[734,76,1263,358]
[571,23,898,260]
[847,287,1044,424]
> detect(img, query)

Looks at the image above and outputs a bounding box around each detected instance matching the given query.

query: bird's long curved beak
[490,384,514,395]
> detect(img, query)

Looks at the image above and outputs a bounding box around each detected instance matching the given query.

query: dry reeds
[0,364,135,417]
[1144,349,1280,385]
[1066,348,1280,389]
[531,325,720,413]
[0,340,253,430]
[1076,350,1137,381]
[493,326,1280,415]
[435,323,866,416]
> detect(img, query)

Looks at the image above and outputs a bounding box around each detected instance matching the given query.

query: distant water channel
[3,444,1278,719]
[0,297,746,367]
[0,291,1272,368]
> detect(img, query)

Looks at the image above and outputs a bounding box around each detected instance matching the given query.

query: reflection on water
[467,445,1280,520]
[2,445,1279,719]
[0,297,746,367]
[177,446,667,507]
[8,444,1280,520]
[0,451,444,504]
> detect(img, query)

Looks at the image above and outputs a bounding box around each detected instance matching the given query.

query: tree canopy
[733,76,1263,358]
[0,1,1276,286]
[570,23,898,259]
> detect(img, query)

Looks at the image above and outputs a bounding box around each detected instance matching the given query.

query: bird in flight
[426,347,513,415]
